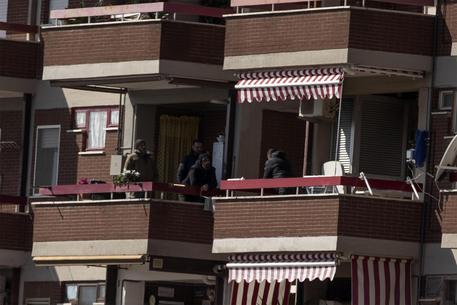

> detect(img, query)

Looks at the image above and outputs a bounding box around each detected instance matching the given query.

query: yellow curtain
[157,115,200,185]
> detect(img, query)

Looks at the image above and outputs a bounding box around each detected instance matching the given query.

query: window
[440,91,454,110]
[34,126,60,189]
[65,283,105,305]
[73,108,119,150]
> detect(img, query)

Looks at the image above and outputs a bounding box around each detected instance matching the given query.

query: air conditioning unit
[298,100,338,122]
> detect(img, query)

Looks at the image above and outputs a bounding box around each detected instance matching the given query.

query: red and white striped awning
[352,256,412,305]
[230,280,291,305]
[235,68,344,103]
[227,253,338,283]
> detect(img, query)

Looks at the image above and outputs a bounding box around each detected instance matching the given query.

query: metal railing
[49,2,234,25]
[38,181,223,200]
[230,0,434,15]
[220,175,421,199]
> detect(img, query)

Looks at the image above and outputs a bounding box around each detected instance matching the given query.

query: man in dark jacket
[176,139,204,183]
[263,148,293,194]
[185,153,217,202]
[124,139,155,182]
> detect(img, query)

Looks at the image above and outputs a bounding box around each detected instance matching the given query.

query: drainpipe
[20,94,32,208]
[418,0,440,299]
[224,88,237,179]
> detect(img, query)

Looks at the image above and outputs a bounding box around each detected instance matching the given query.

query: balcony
[31,183,224,271]
[223,4,434,72]
[0,23,41,97]
[440,191,457,248]
[0,195,32,267]
[213,176,422,259]
[41,3,233,88]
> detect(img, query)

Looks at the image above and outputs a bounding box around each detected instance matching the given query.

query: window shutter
[38,128,59,148]
[358,97,405,178]
[336,99,354,174]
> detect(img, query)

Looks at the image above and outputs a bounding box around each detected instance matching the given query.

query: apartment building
[2,0,457,305]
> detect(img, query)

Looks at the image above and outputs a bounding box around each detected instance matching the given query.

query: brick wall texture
[426,89,455,242]
[214,195,422,242]
[34,109,118,185]
[23,282,63,305]
[438,2,457,56]
[0,212,32,251]
[0,110,23,195]
[33,200,213,244]
[224,8,433,57]
[0,40,42,79]
[42,21,224,66]
[442,193,457,234]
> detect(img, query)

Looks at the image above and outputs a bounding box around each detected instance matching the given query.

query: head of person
[267,148,277,160]
[135,139,147,153]
[192,139,204,155]
[198,153,211,169]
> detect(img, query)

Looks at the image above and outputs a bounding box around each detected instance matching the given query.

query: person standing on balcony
[185,153,218,202]
[263,148,293,195]
[176,139,204,184]
[124,139,156,182]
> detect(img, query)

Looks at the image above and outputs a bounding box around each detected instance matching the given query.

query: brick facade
[42,21,224,67]
[34,109,118,185]
[224,8,433,58]
[33,200,213,244]
[0,40,42,79]
[0,110,23,196]
[23,282,63,305]
[214,195,421,242]
[0,212,32,251]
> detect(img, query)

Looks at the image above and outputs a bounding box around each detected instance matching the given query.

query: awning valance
[235,68,344,103]
[33,255,146,266]
[227,253,338,283]
[352,256,412,305]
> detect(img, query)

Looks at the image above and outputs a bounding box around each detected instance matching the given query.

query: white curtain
[88,111,107,149]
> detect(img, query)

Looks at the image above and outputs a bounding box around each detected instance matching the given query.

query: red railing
[50,2,233,21]
[220,175,421,197]
[39,181,223,198]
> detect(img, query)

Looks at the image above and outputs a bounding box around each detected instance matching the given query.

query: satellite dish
[149,295,156,305]
[435,134,457,181]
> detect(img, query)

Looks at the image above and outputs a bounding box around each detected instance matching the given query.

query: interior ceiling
[157,102,227,114]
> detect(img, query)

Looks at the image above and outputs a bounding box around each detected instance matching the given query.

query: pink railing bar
[220,176,421,192]
[230,0,432,9]
[0,22,39,34]
[50,2,233,20]
[0,194,27,206]
[39,182,223,197]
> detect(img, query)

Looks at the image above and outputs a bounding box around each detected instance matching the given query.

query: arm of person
[176,160,186,183]
[124,154,134,172]
[208,168,218,189]
[263,160,273,179]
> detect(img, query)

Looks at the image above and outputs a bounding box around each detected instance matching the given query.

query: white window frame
[439,90,455,111]
[72,107,119,151]
[33,125,61,192]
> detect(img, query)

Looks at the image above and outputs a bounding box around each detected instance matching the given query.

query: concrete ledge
[32,239,149,256]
